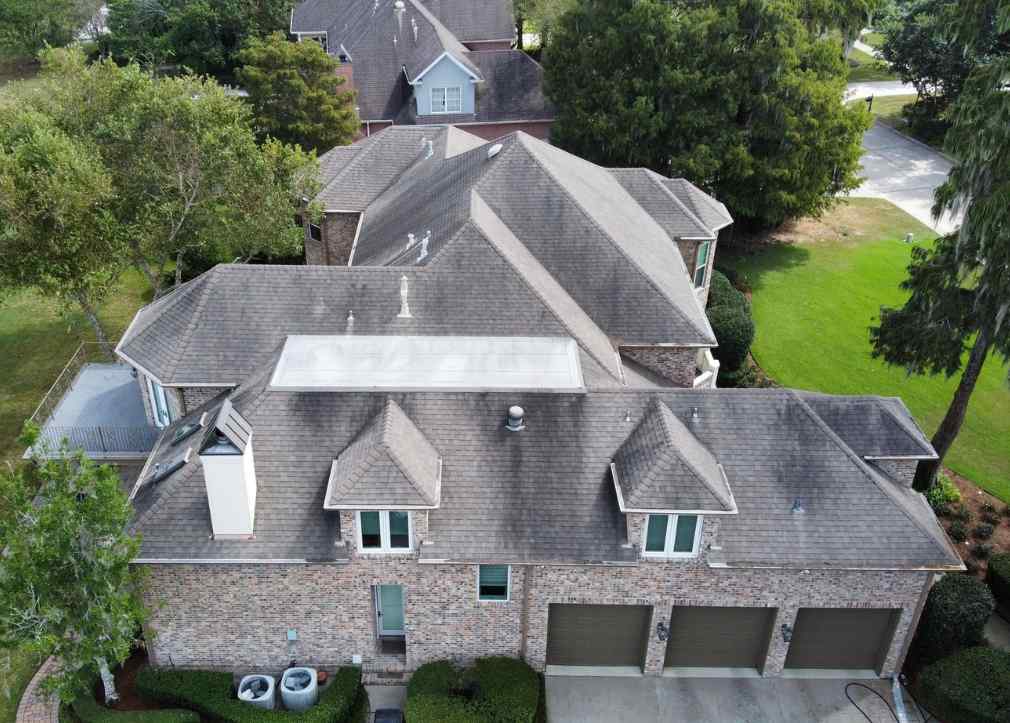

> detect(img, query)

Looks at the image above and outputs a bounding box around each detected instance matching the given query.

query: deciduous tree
[0,0,98,59]
[545,0,870,227]
[0,424,145,703]
[236,32,358,152]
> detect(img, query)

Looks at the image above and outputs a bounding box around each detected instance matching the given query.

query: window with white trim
[643,514,702,557]
[693,240,712,288]
[478,564,510,601]
[147,377,172,428]
[430,86,462,114]
[357,511,412,552]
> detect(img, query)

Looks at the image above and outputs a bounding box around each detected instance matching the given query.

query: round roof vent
[487,143,503,160]
[505,405,525,432]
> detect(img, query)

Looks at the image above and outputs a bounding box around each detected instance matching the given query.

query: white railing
[693,349,720,389]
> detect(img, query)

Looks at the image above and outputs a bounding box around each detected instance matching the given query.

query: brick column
[763,607,797,676]
[643,602,673,675]
[16,657,59,723]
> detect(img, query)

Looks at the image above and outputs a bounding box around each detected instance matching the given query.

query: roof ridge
[651,400,730,510]
[642,169,713,238]
[875,400,937,457]
[788,390,960,566]
[466,190,624,384]
[161,268,221,381]
[117,274,208,358]
[512,133,714,344]
[376,399,437,504]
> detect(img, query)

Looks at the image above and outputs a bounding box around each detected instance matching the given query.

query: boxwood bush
[916,647,1010,723]
[707,270,748,312]
[405,657,539,723]
[987,553,1010,610]
[706,305,755,372]
[136,666,362,723]
[70,696,199,723]
[910,573,994,665]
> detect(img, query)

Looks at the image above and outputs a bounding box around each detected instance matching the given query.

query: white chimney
[199,400,257,538]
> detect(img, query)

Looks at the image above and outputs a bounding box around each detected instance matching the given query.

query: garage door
[664,606,776,670]
[785,608,901,671]
[546,604,651,667]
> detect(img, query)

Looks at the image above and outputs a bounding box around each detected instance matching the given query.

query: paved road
[849,121,961,234]
[546,675,929,723]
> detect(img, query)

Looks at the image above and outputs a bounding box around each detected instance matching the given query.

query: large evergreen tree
[871,0,1010,489]
[544,0,870,227]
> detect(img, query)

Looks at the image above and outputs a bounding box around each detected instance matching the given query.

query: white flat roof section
[269,335,586,392]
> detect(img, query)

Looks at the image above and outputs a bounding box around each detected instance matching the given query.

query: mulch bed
[936,468,1010,579]
[93,648,162,712]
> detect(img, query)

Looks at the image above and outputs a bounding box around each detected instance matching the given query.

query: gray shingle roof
[326,399,441,507]
[799,393,937,459]
[351,132,716,346]
[662,178,733,232]
[610,168,717,239]
[612,400,734,512]
[417,0,514,41]
[116,264,623,387]
[131,384,960,570]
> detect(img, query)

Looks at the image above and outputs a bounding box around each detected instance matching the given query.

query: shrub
[987,553,1010,609]
[405,658,539,723]
[137,666,362,723]
[910,573,994,665]
[71,696,199,723]
[972,543,993,560]
[927,474,961,514]
[951,503,972,523]
[964,558,979,576]
[706,270,748,312]
[916,647,1010,723]
[948,519,968,542]
[974,523,995,540]
[981,502,1000,525]
[716,363,759,389]
[706,305,755,371]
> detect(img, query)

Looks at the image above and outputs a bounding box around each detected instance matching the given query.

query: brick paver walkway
[15,658,59,723]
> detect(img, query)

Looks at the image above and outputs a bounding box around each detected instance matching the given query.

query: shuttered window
[478,565,510,601]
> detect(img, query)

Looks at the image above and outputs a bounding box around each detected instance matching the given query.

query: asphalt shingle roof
[612,400,735,512]
[610,169,716,239]
[797,393,937,459]
[130,387,960,570]
[326,398,441,507]
[662,178,733,232]
[416,0,514,41]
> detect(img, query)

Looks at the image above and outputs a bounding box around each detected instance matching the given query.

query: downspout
[890,674,909,723]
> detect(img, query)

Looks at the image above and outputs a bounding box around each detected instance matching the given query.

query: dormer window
[643,514,702,557]
[431,86,461,114]
[358,510,412,552]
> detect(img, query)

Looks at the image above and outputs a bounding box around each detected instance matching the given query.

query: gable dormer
[412,52,479,117]
[611,400,736,558]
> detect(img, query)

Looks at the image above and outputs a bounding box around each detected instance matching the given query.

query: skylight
[269,335,585,392]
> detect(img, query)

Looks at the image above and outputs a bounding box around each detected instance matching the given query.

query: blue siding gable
[414,54,476,116]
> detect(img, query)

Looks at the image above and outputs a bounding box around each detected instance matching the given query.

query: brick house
[114,132,960,684]
[290,0,553,140]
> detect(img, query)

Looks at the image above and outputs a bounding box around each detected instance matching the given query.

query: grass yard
[847,46,897,82]
[0,648,44,723]
[721,198,1010,501]
[862,31,884,49]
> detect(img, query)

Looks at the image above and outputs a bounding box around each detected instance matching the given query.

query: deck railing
[27,341,160,458]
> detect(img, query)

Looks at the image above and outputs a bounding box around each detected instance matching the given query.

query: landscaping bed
[405,657,540,723]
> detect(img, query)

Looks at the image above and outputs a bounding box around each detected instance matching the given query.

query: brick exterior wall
[869,459,920,488]
[140,510,931,680]
[452,121,552,142]
[180,386,228,413]
[620,346,699,387]
[305,212,361,266]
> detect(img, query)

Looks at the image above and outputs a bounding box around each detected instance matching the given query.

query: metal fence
[28,341,159,457]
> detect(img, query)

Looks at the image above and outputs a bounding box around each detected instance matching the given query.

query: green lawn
[862,31,884,49]
[0,648,44,723]
[721,198,1010,501]
[847,47,897,82]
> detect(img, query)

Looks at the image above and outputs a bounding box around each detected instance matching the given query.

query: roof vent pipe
[405,232,415,251]
[791,497,805,514]
[397,274,412,318]
[487,143,503,159]
[424,139,433,159]
[505,405,525,432]
[411,16,418,42]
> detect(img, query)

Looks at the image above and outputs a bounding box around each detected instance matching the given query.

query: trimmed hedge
[988,553,1010,610]
[405,657,539,723]
[910,573,994,665]
[916,647,1010,723]
[70,696,199,723]
[707,270,748,312]
[136,666,362,723]
[706,304,754,371]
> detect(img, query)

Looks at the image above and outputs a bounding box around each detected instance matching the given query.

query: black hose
[844,682,898,723]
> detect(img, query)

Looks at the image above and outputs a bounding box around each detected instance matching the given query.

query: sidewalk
[15,658,58,723]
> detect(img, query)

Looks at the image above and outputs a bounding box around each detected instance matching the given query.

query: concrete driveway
[849,121,961,235]
[546,675,929,723]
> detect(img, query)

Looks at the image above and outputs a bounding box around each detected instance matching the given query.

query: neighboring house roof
[292,0,546,125]
[412,51,554,124]
[612,400,734,513]
[116,264,623,388]
[662,178,733,232]
[130,385,961,570]
[352,130,716,346]
[796,393,937,459]
[325,398,441,507]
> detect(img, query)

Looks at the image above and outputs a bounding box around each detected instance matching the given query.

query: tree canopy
[0,0,98,59]
[106,0,294,78]
[544,0,870,228]
[0,425,144,702]
[871,0,1010,488]
[236,32,358,152]
[9,47,318,295]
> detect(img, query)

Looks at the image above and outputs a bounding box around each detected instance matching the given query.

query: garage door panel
[785,608,900,670]
[665,606,776,669]
[547,604,651,667]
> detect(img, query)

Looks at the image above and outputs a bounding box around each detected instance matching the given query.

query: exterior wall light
[781,623,793,643]
[656,622,670,642]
